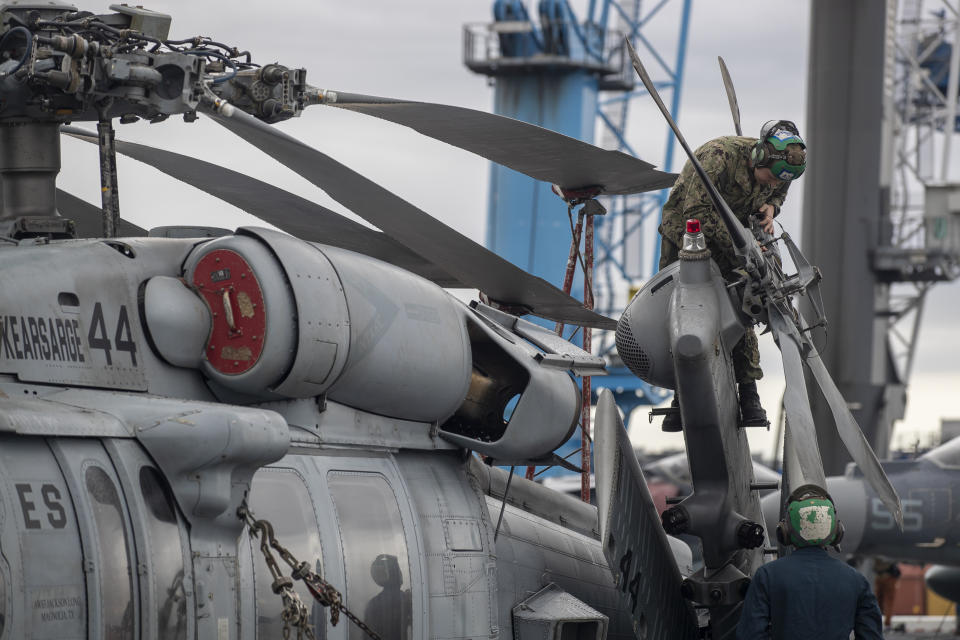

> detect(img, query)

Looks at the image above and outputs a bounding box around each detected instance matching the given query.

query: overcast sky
[56,1,960,457]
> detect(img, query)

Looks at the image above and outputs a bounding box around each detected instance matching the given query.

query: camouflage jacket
[659,136,790,273]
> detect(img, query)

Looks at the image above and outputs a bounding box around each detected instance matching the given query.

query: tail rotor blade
[768,304,826,490]
[717,56,743,137]
[204,103,615,329]
[773,299,902,528]
[625,39,753,254]
[803,342,903,528]
[320,91,676,195]
[765,235,894,519]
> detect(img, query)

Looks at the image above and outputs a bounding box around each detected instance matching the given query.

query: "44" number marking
[87,302,137,366]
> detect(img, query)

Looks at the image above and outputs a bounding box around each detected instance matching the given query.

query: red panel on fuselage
[192,249,267,375]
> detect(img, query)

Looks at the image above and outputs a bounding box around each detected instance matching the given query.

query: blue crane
[463,0,693,479]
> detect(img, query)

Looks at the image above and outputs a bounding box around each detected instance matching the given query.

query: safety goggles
[768,157,805,181]
[765,128,806,181]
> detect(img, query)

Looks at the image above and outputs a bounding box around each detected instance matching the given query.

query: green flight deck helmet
[776,484,844,548]
[751,119,807,181]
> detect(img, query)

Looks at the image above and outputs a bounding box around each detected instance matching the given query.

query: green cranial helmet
[753,119,807,181]
[780,484,842,548]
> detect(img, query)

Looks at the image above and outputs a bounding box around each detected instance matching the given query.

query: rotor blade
[626,39,753,254]
[56,189,148,237]
[803,338,903,529]
[204,103,617,329]
[778,414,800,552]
[61,127,462,286]
[772,299,902,528]
[768,304,826,491]
[594,389,699,640]
[717,56,743,137]
[320,91,677,196]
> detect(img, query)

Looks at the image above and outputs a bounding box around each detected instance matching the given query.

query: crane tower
[462,0,693,425]
[804,0,960,473]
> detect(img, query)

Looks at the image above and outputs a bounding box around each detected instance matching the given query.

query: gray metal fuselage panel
[0,396,642,639]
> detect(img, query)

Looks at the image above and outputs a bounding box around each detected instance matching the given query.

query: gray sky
[56,1,959,456]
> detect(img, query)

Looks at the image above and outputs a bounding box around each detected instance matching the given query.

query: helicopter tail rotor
[767,305,827,490]
[625,41,755,261]
[717,56,743,137]
[625,38,902,528]
[804,338,903,527]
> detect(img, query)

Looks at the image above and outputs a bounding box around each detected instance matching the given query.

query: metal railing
[462,21,634,89]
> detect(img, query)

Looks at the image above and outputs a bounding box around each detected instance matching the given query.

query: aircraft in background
[760,437,960,563]
[758,437,960,616]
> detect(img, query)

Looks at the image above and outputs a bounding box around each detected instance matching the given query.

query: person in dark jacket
[737,485,883,640]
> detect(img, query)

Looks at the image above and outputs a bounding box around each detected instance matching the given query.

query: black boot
[738,381,769,427]
[661,394,682,432]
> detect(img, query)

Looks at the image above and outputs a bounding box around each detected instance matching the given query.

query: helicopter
[0,3,693,639]
[0,2,903,639]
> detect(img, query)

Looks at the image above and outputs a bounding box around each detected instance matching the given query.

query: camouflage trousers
[659,236,763,384]
[735,326,762,384]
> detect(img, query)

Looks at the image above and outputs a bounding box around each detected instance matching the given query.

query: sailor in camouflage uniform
[658,120,807,430]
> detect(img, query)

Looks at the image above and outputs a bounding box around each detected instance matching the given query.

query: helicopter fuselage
[0,232,635,639]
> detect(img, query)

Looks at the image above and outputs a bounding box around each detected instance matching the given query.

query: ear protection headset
[775,484,845,548]
[751,120,806,180]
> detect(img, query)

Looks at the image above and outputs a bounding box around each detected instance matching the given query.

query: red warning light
[686,219,701,234]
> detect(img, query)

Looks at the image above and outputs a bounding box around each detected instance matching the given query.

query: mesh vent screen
[616,315,651,378]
